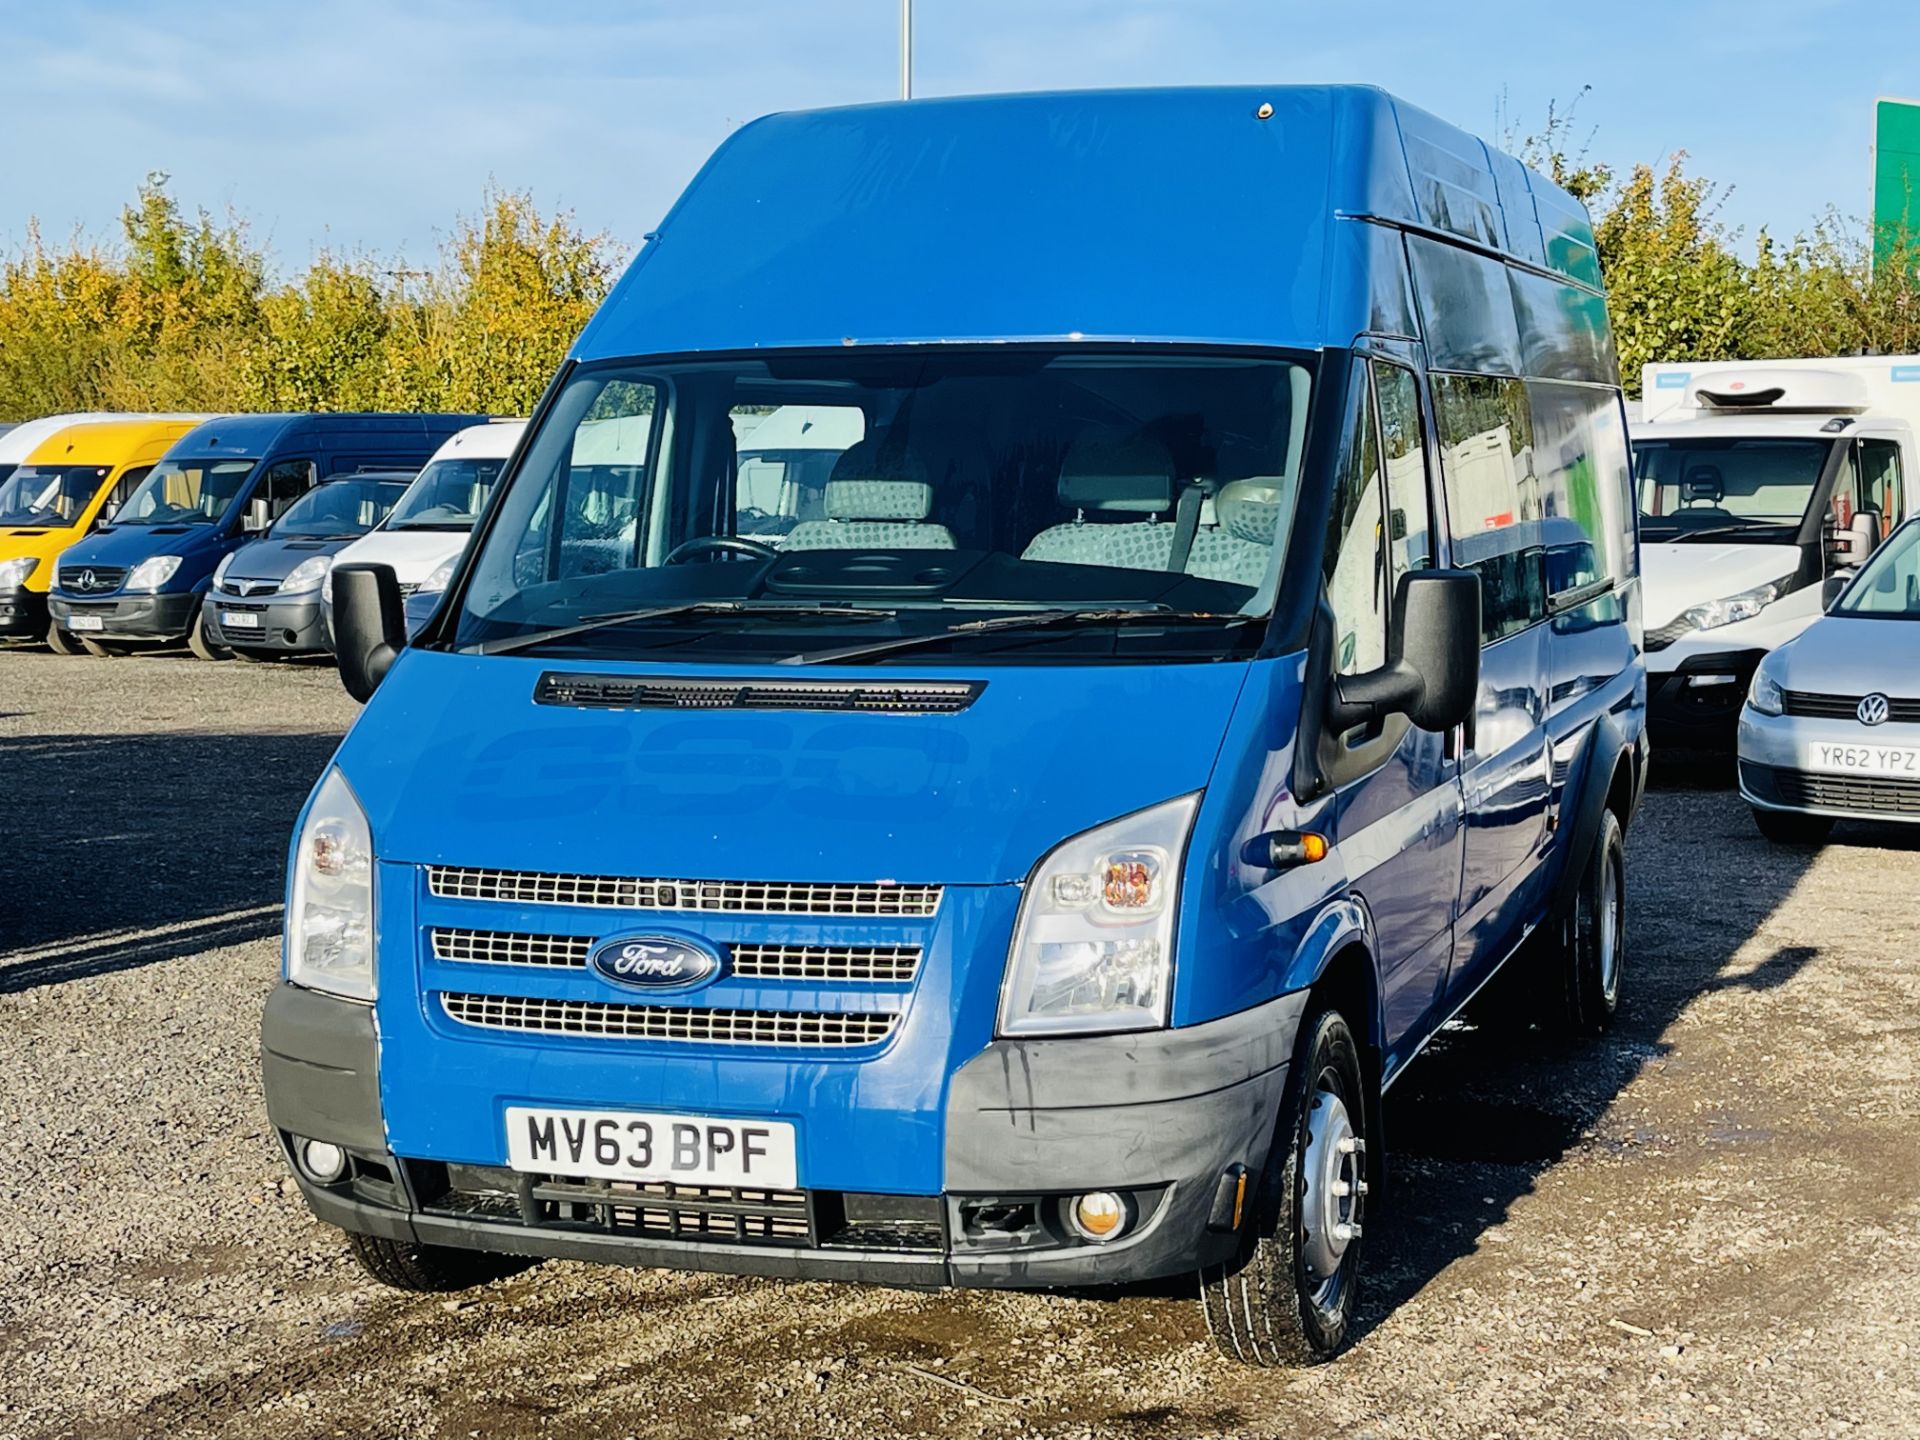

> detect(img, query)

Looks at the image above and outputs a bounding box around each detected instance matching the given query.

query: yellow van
[0,418,200,652]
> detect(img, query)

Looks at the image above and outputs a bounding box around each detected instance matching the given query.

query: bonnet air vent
[534,672,984,715]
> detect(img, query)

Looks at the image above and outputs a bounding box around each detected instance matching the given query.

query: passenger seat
[782,439,956,550]
[1021,430,1179,571]
[1186,478,1286,587]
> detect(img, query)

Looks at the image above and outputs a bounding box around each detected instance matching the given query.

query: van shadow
[1349,769,1822,1347]
[0,730,342,992]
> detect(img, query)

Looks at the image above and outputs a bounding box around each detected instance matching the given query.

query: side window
[1373,362,1432,593]
[1323,371,1389,676]
[107,466,151,518]
[510,381,656,583]
[731,404,865,541]
[261,459,317,520]
[1433,373,1544,644]
[1859,439,1904,527]
[1530,381,1633,600]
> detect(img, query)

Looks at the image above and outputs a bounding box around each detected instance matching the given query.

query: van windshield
[1632,437,1833,542]
[115,458,257,526]
[450,349,1314,664]
[271,478,410,539]
[0,464,112,527]
[386,457,508,531]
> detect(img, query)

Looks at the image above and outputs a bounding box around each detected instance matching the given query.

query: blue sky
[4,0,1915,274]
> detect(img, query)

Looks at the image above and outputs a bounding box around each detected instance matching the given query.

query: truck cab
[265,86,1645,1364]
[0,417,200,651]
[1633,361,1913,745]
[48,412,487,659]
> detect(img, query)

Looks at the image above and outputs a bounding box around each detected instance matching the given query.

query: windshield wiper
[779,606,1254,666]
[472,601,898,657]
[1662,522,1783,543]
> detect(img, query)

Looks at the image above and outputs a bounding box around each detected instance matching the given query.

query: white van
[1632,358,1917,744]
[323,420,525,636]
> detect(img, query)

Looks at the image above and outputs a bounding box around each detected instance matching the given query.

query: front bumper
[204,592,330,653]
[0,586,47,637]
[263,982,1304,1288]
[1737,708,1920,822]
[48,590,198,642]
[1646,647,1766,747]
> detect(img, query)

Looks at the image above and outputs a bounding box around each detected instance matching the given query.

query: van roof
[23,418,201,465]
[575,85,1597,362]
[0,412,207,464]
[163,412,493,460]
[425,418,528,464]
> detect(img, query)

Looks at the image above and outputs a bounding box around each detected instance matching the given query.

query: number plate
[1804,742,1920,775]
[219,609,261,628]
[505,1106,797,1189]
[68,614,104,632]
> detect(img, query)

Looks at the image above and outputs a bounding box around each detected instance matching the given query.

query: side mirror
[333,563,407,702]
[1823,573,1852,612]
[1328,569,1481,734]
[244,498,271,533]
[1830,511,1881,567]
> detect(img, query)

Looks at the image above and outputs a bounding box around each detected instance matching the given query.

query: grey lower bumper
[262,983,1306,1288]
[205,594,330,652]
[48,590,199,642]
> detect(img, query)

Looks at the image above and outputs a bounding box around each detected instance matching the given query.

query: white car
[323,420,525,638]
[1739,516,1920,842]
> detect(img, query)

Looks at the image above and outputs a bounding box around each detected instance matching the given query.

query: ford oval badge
[588,934,726,991]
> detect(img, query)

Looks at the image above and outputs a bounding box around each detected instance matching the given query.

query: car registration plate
[1804,742,1920,776]
[67,614,104,632]
[220,609,261,628]
[505,1106,798,1189]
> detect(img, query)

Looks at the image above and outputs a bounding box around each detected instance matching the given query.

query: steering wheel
[662,535,779,565]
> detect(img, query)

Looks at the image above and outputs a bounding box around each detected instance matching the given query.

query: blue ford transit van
[49,413,483,659]
[265,87,1646,1364]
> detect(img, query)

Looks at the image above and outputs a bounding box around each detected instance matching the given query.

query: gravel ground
[1,643,1916,1440]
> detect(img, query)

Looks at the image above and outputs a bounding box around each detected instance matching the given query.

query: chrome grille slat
[439,992,897,1046]
[1783,689,1920,723]
[430,929,921,983]
[427,865,940,917]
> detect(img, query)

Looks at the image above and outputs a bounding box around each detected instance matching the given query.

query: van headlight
[1746,651,1788,717]
[998,793,1198,1038]
[125,555,183,592]
[280,555,332,595]
[1680,571,1798,632]
[287,768,376,1002]
[418,557,456,595]
[0,556,37,588]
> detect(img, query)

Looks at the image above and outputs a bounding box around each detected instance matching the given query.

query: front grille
[535,1178,812,1243]
[58,565,127,594]
[1783,689,1920,723]
[535,672,984,715]
[431,928,922,983]
[427,865,941,917]
[1644,617,1693,652]
[397,582,421,598]
[1774,769,1920,816]
[439,992,898,1046]
[220,577,279,597]
[432,928,593,968]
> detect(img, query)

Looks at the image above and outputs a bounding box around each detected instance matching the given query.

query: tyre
[229,646,277,663]
[1752,807,1833,846]
[1555,808,1625,1036]
[78,637,127,658]
[45,621,85,656]
[1201,1006,1369,1366]
[187,606,231,661]
[344,1231,533,1292]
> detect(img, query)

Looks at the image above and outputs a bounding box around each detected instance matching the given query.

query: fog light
[1068,1190,1129,1243]
[1686,673,1739,688]
[297,1138,349,1184]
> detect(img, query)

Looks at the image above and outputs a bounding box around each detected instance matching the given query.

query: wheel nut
[1332,1221,1362,1242]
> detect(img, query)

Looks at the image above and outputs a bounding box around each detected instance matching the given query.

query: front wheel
[1555,808,1625,1036]
[1752,807,1833,846]
[187,606,230,661]
[1201,1006,1369,1366]
[344,1231,534,1292]
[45,620,85,655]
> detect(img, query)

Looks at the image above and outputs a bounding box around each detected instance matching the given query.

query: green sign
[1873,97,1920,268]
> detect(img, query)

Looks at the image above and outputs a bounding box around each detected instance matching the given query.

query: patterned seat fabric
[782,439,956,551]
[1185,478,1288,587]
[1021,429,1180,571]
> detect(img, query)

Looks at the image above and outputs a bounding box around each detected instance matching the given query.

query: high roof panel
[573,85,1597,362]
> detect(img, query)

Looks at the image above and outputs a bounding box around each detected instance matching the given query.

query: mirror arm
[1326,660,1421,733]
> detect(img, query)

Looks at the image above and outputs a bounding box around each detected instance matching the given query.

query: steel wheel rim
[1298,1065,1363,1317]
[1598,853,1622,1004]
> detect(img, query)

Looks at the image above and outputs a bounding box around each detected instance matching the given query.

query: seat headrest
[822,437,934,520]
[1682,465,1724,503]
[1057,429,1176,513]
[1214,478,1288,545]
